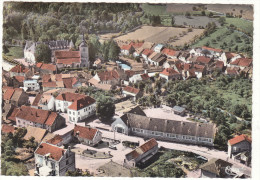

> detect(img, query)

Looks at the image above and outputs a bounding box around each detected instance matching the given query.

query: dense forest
[3,2,142,43]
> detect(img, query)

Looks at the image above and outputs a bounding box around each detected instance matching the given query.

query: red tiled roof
[36,63,43,68]
[98,70,120,81]
[162,48,177,57]
[196,56,211,64]
[45,112,58,126]
[121,44,133,51]
[142,49,153,56]
[74,125,98,141]
[230,58,252,67]
[14,76,25,83]
[194,64,205,70]
[32,94,42,106]
[3,89,15,100]
[140,74,150,80]
[42,74,51,83]
[215,61,224,69]
[68,96,96,111]
[2,124,16,134]
[126,138,158,160]
[55,92,86,102]
[55,74,63,81]
[174,62,183,72]
[123,86,140,95]
[46,135,63,145]
[55,51,80,58]
[62,77,78,88]
[228,134,252,146]
[225,52,238,59]
[55,50,81,65]
[16,106,58,125]
[226,68,239,75]
[7,108,20,122]
[41,63,56,71]
[10,65,29,73]
[202,46,223,53]
[42,81,57,87]
[35,143,65,161]
[184,63,192,71]
[160,68,180,76]
[56,58,80,65]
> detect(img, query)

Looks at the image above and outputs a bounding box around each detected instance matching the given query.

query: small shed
[172,105,186,116]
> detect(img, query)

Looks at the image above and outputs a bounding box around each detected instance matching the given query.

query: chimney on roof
[68,146,71,152]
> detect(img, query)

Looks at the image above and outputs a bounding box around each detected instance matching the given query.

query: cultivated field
[114,26,204,46]
[174,15,220,28]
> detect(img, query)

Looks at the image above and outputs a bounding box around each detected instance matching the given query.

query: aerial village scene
[1,1,254,178]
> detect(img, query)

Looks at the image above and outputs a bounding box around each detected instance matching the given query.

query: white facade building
[34,143,75,176]
[23,79,40,91]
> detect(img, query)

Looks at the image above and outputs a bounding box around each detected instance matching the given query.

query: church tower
[79,34,89,68]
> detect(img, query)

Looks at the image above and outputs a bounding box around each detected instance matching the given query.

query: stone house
[141,49,154,62]
[120,44,134,56]
[23,79,40,91]
[73,125,102,146]
[54,92,92,113]
[67,96,96,123]
[35,63,57,74]
[92,70,121,86]
[159,68,182,81]
[15,106,65,132]
[220,52,242,66]
[123,138,159,168]
[122,86,142,101]
[161,48,180,59]
[228,58,252,71]
[3,88,29,107]
[201,46,223,58]
[228,134,251,160]
[34,143,75,176]
[9,65,33,78]
[200,158,232,178]
[13,76,25,88]
[32,93,55,111]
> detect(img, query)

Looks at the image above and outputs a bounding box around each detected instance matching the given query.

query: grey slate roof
[126,113,216,139]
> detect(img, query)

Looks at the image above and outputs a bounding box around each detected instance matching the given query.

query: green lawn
[225,18,253,36]
[5,46,24,59]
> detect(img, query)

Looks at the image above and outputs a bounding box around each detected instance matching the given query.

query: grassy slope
[5,46,24,59]
[191,26,252,54]
[225,18,253,35]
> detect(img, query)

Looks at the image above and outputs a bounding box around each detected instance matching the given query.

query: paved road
[97,129,251,176]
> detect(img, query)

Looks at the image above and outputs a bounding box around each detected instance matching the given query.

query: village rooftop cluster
[1,32,253,178]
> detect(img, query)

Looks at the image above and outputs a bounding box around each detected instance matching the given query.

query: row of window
[132,128,212,142]
[69,116,80,122]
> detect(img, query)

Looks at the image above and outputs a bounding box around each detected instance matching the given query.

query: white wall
[68,103,96,123]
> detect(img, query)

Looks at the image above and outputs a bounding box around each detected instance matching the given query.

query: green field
[141,4,169,16]
[5,46,24,59]
[225,18,253,36]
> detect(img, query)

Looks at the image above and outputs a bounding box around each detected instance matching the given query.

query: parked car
[109,144,117,150]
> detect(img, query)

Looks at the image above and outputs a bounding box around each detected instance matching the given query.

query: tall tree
[35,43,52,63]
[96,95,115,121]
